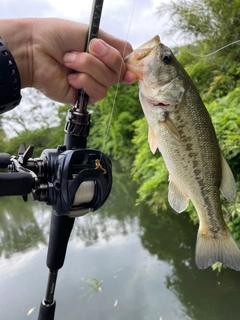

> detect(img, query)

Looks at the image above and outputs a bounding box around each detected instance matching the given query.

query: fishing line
[170,38,240,58]
[101,0,137,154]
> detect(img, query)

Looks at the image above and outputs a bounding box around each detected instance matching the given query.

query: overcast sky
[1,0,175,49]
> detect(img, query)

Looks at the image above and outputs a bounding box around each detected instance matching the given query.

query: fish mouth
[124,35,161,79]
[143,92,173,110]
[145,95,171,109]
[154,102,170,107]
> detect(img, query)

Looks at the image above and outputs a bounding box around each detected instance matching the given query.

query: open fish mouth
[154,102,170,107]
[124,36,161,79]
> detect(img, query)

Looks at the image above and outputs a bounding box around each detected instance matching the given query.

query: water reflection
[0,197,47,257]
[0,163,240,320]
[138,205,240,320]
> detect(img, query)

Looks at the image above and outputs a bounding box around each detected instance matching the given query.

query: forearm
[0,18,34,88]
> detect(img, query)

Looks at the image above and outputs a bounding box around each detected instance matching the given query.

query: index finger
[88,38,127,82]
[98,29,133,57]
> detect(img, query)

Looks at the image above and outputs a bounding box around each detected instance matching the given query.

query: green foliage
[222,183,240,242]
[207,88,240,173]
[158,0,240,46]
[131,118,169,213]
[2,125,65,157]
[174,44,240,103]
[0,117,6,150]
[88,82,142,168]
[158,0,240,101]
[0,102,70,156]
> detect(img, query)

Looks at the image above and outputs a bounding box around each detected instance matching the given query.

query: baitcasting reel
[0,143,112,217]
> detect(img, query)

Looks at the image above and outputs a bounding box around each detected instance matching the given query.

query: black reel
[1,143,112,217]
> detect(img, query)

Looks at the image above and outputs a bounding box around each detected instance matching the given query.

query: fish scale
[125,35,240,271]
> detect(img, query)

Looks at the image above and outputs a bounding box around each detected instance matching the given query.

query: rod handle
[37,300,56,320]
[46,212,75,270]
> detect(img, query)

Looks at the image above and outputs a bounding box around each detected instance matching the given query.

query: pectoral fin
[168,176,189,213]
[220,153,236,202]
[162,118,181,141]
[148,126,158,154]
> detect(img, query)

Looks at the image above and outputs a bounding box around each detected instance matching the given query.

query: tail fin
[195,228,240,271]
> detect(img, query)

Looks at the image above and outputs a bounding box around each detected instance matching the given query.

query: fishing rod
[0,0,112,319]
[38,1,110,319]
[37,2,108,319]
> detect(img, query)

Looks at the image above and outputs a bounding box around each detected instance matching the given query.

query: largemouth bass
[125,35,240,271]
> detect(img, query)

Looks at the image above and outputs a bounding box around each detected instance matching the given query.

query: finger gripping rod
[77,0,104,109]
[64,0,104,149]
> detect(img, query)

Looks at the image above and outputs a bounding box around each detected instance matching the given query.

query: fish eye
[161,52,171,64]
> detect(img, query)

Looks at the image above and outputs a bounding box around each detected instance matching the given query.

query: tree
[158,0,240,46]
[88,82,142,168]
[157,0,240,101]
[0,116,7,150]
[2,88,60,137]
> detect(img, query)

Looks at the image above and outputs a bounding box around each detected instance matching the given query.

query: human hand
[63,36,137,105]
[1,18,136,105]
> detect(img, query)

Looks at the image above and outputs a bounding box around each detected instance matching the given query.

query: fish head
[124,35,185,109]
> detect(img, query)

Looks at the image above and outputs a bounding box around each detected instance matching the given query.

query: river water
[0,165,240,320]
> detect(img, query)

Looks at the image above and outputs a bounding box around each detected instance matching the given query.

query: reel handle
[0,153,11,168]
[0,172,33,197]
